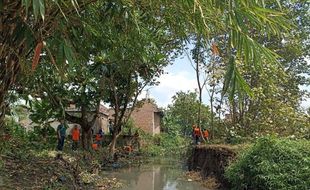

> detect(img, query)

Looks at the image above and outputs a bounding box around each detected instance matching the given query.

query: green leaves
[166,91,211,135]
[225,137,310,190]
[38,0,45,21]
[25,0,46,20]
[22,0,31,14]
[63,40,75,65]
[222,56,254,101]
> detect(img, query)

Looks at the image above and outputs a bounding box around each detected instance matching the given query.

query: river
[101,158,209,190]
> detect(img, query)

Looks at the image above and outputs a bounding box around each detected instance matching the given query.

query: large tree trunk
[81,127,92,150]
[109,132,117,156]
[65,108,94,151]
[109,129,120,158]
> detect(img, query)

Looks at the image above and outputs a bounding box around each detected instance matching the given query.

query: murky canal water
[102,158,209,190]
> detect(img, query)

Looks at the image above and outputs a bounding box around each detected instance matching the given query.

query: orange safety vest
[95,134,102,141]
[124,145,133,152]
[203,130,209,138]
[194,127,201,136]
[92,143,98,150]
[72,128,80,141]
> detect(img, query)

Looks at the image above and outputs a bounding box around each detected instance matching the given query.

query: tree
[0,0,96,128]
[164,91,211,136]
[1,0,293,131]
[218,0,310,138]
[89,1,183,155]
[18,0,183,152]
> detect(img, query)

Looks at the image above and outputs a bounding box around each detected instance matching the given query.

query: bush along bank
[225,137,310,190]
[140,133,191,157]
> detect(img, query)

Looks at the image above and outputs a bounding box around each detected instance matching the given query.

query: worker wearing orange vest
[194,126,201,145]
[71,125,80,151]
[124,145,133,154]
[95,133,102,145]
[203,129,209,142]
[92,143,98,150]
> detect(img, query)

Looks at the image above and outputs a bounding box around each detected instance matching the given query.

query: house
[90,105,110,134]
[46,104,110,135]
[18,99,162,136]
[130,99,163,135]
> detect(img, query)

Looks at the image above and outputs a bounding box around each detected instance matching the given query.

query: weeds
[225,136,310,190]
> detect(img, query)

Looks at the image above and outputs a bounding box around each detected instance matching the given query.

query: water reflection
[102,159,209,190]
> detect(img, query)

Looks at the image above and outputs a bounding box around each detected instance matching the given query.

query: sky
[140,56,198,108]
[142,55,310,111]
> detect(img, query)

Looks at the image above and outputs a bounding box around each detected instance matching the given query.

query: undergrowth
[140,133,191,157]
[225,136,310,190]
[0,120,121,189]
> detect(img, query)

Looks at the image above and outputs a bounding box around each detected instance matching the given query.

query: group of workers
[192,124,209,145]
[56,119,114,151]
[56,119,209,151]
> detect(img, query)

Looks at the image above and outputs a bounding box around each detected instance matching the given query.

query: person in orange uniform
[203,129,209,142]
[194,126,201,145]
[71,125,80,151]
[92,143,98,150]
[124,145,133,154]
[95,130,103,147]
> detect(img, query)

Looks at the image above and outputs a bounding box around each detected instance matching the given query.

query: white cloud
[149,71,197,107]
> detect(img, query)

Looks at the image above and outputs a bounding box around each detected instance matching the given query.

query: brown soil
[0,153,84,190]
[0,151,122,190]
[188,144,237,189]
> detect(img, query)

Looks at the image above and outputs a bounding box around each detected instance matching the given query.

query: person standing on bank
[108,119,114,135]
[56,120,66,151]
[194,126,201,145]
[203,129,209,142]
[71,125,80,151]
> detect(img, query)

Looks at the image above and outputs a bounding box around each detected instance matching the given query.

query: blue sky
[142,56,198,108]
[143,56,310,111]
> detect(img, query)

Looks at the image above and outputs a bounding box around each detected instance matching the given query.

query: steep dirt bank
[188,145,237,189]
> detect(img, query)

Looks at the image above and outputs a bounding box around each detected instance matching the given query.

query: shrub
[225,137,310,190]
[141,133,190,156]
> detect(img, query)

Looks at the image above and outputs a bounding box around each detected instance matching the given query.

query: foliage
[1,119,56,152]
[225,137,310,190]
[140,133,190,157]
[121,118,137,135]
[210,0,310,140]
[2,0,294,128]
[0,0,85,127]
[163,91,211,136]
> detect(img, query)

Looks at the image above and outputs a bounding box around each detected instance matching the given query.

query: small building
[130,99,163,135]
[92,105,110,134]
[48,104,110,135]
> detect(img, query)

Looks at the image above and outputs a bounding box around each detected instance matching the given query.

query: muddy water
[102,158,210,190]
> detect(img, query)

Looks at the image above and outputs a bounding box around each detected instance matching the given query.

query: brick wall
[131,101,160,135]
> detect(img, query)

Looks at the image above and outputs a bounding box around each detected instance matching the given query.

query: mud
[187,145,237,189]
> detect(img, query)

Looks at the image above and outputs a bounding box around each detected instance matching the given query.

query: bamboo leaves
[26,0,46,20]
[222,56,254,102]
